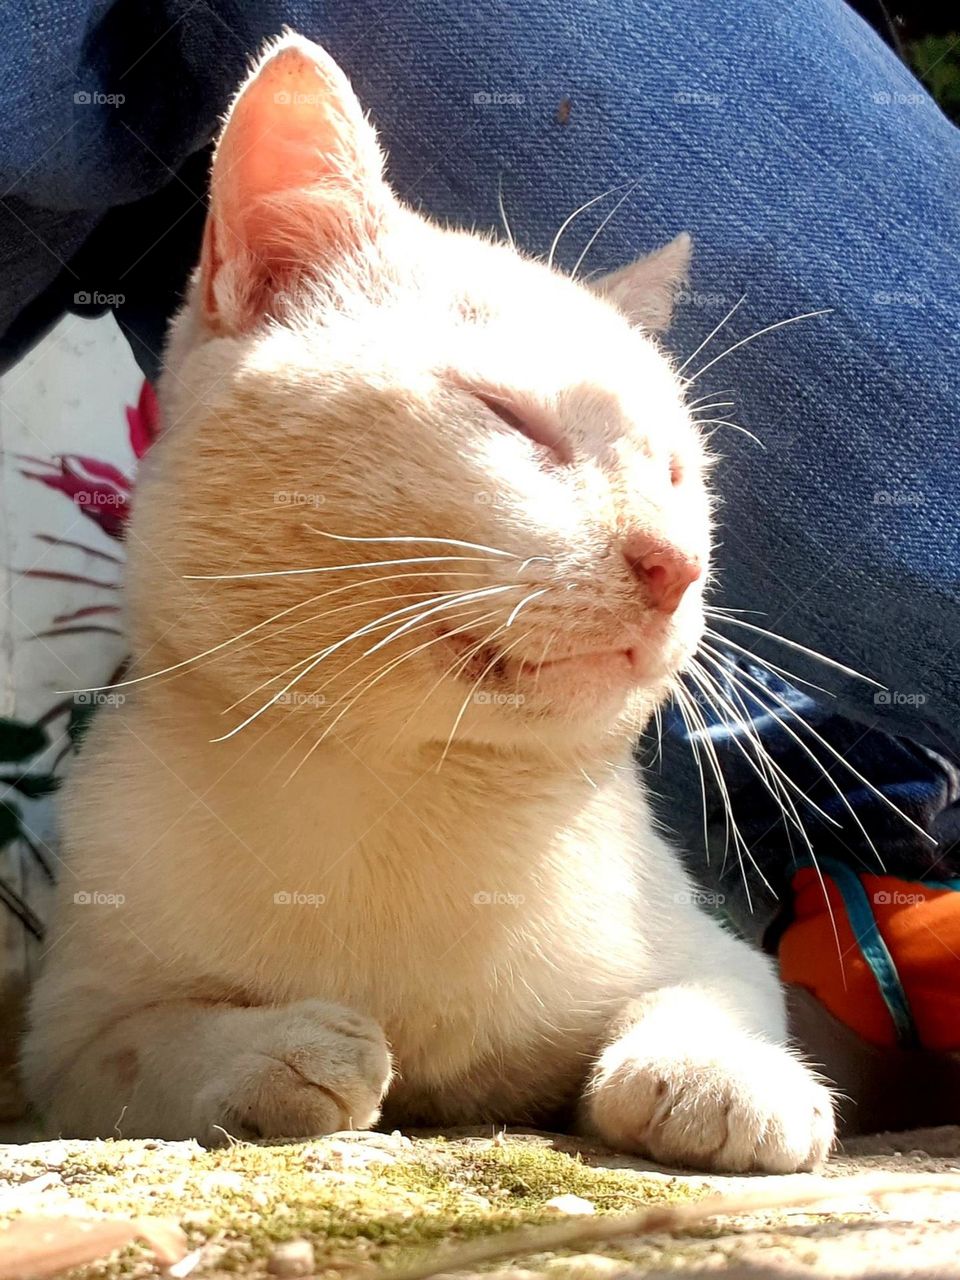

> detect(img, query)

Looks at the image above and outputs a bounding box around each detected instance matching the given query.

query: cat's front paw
[585,1033,834,1173]
[200,999,392,1141]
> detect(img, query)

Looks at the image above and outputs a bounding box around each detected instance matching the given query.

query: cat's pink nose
[622,534,702,613]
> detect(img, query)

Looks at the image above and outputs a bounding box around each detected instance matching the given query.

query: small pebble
[199,1170,245,1193]
[460,1192,492,1209]
[545,1256,626,1280]
[544,1194,596,1215]
[267,1239,316,1277]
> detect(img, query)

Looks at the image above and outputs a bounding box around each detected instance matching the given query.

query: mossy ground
[0,1133,706,1280]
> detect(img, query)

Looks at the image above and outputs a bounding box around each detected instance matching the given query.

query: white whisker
[688,400,736,414]
[676,297,747,375]
[672,682,715,867]
[700,643,881,882]
[516,556,554,574]
[60,570,488,696]
[570,181,640,282]
[505,588,551,627]
[436,633,526,770]
[187,554,507,581]
[285,607,503,781]
[220,583,490,716]
[704,612,884,688]
[214,584,522,742]
[546,182,635,271]
[685,309,833,385]
[697,418,765,449]
[703,641,925,849]
[305,527,519,559]
[497,174,516,250]
[680,680,777,901]
[703,626,834,697]
[688,658,839,831]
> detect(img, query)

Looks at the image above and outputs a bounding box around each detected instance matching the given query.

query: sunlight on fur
[23,31,836,1173]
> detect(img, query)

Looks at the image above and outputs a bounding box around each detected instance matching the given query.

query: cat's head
[143,32,712,762]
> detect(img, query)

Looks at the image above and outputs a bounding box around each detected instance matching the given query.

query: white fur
[22,33,834,1171]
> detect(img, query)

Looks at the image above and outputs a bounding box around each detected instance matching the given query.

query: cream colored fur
[23,33,834,1172]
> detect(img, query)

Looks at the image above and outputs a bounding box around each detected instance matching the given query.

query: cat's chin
[434,622,687,700]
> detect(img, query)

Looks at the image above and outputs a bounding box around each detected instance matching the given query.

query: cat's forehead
[351,221,688,400]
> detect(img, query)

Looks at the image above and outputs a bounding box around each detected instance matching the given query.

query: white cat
[23,32,834,1172]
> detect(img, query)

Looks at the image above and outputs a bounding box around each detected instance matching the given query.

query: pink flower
[19,379,159,540]
[126,380,160,459]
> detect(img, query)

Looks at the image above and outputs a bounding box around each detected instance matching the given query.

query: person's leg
[315,0,958,752]
[8,0,957,748]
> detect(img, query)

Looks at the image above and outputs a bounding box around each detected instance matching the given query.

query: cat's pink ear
[199,32,389,333]
[592,234,692,332]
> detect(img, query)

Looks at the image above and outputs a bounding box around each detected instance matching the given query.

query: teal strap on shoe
[806,856,919,1049]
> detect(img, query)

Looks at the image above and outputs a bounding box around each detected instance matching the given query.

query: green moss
[1,1135,706,1280]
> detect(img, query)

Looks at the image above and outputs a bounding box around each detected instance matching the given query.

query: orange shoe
[779,857,960,1052]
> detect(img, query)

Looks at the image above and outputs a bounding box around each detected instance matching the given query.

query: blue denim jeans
[2,0,958,932]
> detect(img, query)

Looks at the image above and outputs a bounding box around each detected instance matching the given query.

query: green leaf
[0,772,61,798]
[0,718,49,763]
[908,34,960,122]
[67,700,98,749]
[0,799,23,848]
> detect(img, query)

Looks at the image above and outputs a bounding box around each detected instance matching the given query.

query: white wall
[0,314,140,1117]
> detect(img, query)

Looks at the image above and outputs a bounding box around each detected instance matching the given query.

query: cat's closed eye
[468,388,573,466]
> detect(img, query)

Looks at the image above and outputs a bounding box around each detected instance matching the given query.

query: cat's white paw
[585,1033,834,1173]
[198,999,392,1140]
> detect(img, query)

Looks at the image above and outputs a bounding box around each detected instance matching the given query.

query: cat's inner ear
[199,32,389,333]
[591,233,692,332]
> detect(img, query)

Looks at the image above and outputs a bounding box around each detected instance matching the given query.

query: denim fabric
[1,0,957,932]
